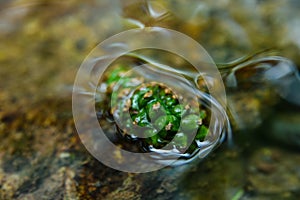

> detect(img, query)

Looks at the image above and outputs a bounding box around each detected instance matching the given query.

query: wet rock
[247,147,300,196]
[265,111,300,149]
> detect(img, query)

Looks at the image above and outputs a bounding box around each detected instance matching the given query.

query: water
[0,0,300,199]
[91,52,230,166]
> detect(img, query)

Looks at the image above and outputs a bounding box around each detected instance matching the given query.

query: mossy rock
[96,64,210,155]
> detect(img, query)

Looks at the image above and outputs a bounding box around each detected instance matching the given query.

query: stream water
[0,0,300,199]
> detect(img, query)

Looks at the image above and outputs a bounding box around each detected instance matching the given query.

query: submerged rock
[265,110,300,149]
